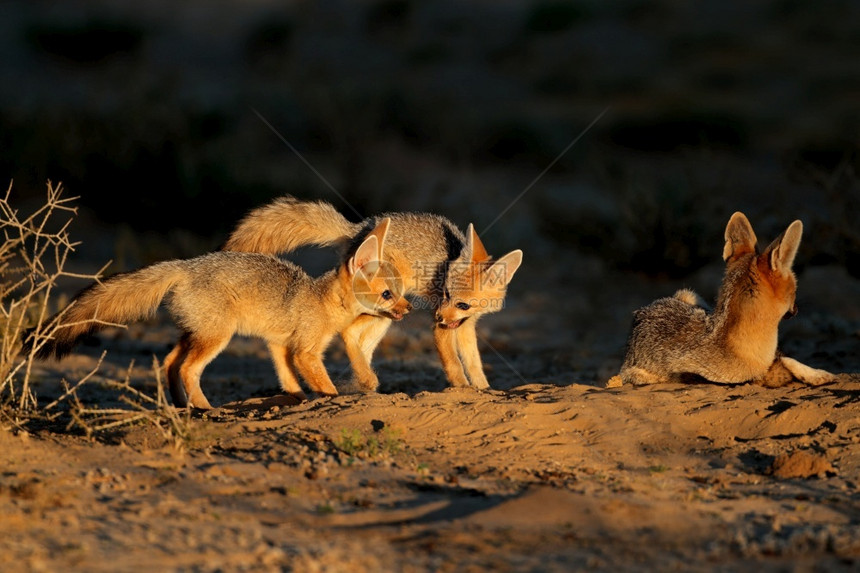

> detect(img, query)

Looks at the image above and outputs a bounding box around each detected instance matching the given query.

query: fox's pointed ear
[365,217,391,260]
[349,235,379,275]
[765,220,802,273]
[723,212,758,262]
[486,250,523,288]
[465,224,491,263]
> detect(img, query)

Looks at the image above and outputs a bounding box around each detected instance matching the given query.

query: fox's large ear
[765,220,802,274]
[465,224,491,263]
[349,235,379,275]
[486,250,523,288]
[364,217,391,260]
[723,212,758,262]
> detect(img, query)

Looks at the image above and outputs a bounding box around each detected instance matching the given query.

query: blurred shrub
[615,184,718,277]
[0,107,267,239]
[785,141,860,278]
[366,0,413,33]
[533,69,582,96]
[407,42,454,66]
[475,120,559,167]
[244,17,294,71]
[787,138,859,175]
[534,176,721,279]
[609,112,749,153]
[523,1,591,34]
[25,18,143,65]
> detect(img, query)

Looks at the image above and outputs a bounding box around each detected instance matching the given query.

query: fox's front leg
[433,325,470,387]
[779,356,834,386]
[755,355,835,387]
[454,319,490,389]
[341,314,391,392]
[292,351,339,396]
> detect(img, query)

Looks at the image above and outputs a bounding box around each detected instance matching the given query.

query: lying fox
[609,212,833,387]
[23,219,410,408]
[222,196,523,391]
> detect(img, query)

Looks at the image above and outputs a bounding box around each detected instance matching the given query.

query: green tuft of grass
[335,427,403,459]
[316,503,335,515]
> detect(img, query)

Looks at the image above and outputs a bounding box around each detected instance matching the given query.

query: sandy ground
[3,256,860,572]
[3,1,860,570]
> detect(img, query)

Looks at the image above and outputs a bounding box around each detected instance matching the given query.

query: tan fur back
[223,197,468,303]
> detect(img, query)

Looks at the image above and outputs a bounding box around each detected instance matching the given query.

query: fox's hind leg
[342,314,391,392]
[619,366,671,386]
[434,325,470,387]
[164,333,192,407]
[179,333,232,409]
[267,342,307,400]
[455,320,490,389]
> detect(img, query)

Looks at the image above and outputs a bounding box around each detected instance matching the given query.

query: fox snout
[435,307,467,330]
[387,299,412,321]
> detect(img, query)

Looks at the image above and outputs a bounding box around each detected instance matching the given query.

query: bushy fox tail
[22,261,186,360]
[222,196,361,255]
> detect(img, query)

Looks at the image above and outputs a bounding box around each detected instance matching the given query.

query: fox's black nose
[783,303,798,320]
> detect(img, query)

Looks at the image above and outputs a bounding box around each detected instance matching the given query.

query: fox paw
[338,378,378,395]
[780,356,835,386]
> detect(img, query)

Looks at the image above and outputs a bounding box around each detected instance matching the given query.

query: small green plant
[336,428,364,456]
[648,464,670,474]
[316,503,335,515]
[335,427,403,459]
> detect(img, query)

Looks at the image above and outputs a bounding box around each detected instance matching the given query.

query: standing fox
[24,219,410,408]
[609,212,834,387]
[222,196,523,391]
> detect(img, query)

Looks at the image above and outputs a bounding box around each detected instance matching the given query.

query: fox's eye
[455,302,470,311]
[381,290,392,301]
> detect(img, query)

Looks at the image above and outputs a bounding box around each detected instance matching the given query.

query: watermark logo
[410,261,512,292]
[406,260,512,311]
[352,260,404,313]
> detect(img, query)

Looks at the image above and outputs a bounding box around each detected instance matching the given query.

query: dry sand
[3,259,860,572]
[4,1,860,570]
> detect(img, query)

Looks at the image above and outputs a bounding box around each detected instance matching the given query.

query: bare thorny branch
[0,180,109,409]
[66,358,195,452]
[0,181,196,453]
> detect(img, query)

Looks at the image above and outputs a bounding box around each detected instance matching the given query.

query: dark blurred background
[4,0,860,382]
